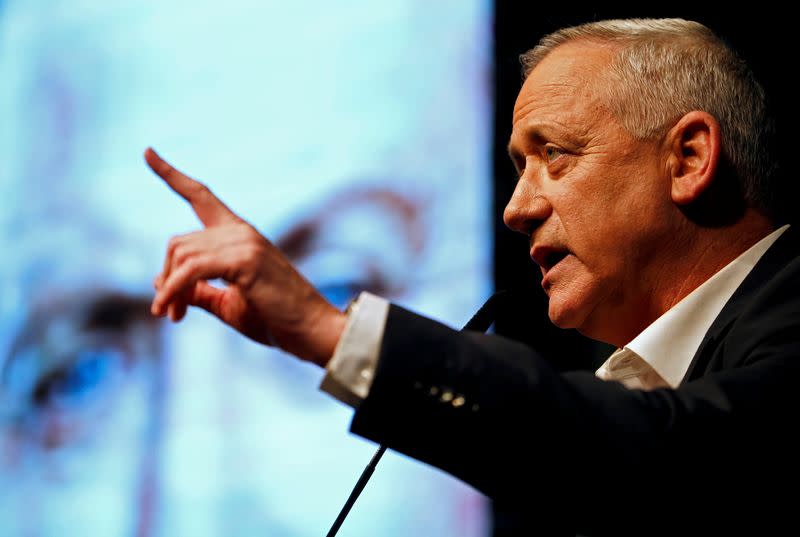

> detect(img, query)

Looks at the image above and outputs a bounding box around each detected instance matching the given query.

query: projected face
[0,1,491,536]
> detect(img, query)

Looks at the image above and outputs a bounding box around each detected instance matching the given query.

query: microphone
[324,290,509,537]
[461,289,508,332]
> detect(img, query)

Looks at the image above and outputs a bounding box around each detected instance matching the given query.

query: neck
[604,210,776,347]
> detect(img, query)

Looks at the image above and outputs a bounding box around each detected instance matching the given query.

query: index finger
[144,147,238,227]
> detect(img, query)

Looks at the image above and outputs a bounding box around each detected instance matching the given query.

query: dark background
[491,7,793,534]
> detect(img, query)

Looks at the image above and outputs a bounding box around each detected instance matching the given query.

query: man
[149,18,799,534]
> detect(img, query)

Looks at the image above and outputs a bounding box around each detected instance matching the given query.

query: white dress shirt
[322,226,789,404]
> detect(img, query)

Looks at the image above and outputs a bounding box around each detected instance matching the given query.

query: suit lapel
[683,226,800,383]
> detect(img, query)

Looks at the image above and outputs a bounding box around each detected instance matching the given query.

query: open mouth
[531,245,570,272]
[542,250,568,271]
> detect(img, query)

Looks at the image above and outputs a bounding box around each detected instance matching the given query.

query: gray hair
[521,18,776,218]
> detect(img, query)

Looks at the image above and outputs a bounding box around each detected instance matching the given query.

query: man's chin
[546,299,585,330]
[548,296,626,346]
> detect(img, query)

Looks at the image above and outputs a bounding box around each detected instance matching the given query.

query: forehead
[512,41,617,130]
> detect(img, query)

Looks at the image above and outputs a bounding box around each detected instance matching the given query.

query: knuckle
[182,257,200,274]
[237,270,257,290]
[238,222,260,240]
[188,181,210,200]
[173,245,191,265]
[248,227,271,250]
[242,241,265,265]
[167,233,193,256]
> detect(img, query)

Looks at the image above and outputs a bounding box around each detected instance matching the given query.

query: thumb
[188,280,227,317]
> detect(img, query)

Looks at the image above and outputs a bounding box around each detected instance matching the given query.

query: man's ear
[668,111,722,205]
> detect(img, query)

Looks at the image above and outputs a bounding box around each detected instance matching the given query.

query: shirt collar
[623,225,789,388]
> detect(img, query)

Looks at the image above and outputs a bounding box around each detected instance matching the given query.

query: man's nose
[503,180,552,236]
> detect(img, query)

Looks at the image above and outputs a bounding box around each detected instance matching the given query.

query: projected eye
[275,187,425,309]
[32,347,124,410]
[257,187,425,404]
[1,291,161,448]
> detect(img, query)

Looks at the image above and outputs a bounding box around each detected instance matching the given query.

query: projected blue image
[0,1,492,535]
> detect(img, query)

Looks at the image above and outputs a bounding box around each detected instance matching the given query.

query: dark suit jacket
[350,227,800,536]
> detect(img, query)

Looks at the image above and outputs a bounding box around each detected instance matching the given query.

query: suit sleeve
[349,300,800,535]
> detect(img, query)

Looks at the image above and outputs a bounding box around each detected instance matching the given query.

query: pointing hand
[145,147,346,366]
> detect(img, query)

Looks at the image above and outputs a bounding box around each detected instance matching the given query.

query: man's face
[505,42,676,345]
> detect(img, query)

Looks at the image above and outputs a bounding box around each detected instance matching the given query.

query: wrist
[306,304,349,368]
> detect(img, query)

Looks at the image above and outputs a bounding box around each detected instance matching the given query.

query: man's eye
[545,146,564,162]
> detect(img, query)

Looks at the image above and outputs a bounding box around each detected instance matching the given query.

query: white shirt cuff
[319,291,389,408]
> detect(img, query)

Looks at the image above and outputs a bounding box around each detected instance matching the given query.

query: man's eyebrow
[506,122,552,167]
[514,120,561,144]
[509,118,589,159]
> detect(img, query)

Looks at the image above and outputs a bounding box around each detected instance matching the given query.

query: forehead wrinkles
[513,81,580,125]
[511,79,607,143]
[513,41,616,128]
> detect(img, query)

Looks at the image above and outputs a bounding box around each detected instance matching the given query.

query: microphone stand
[325,291,508,537]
